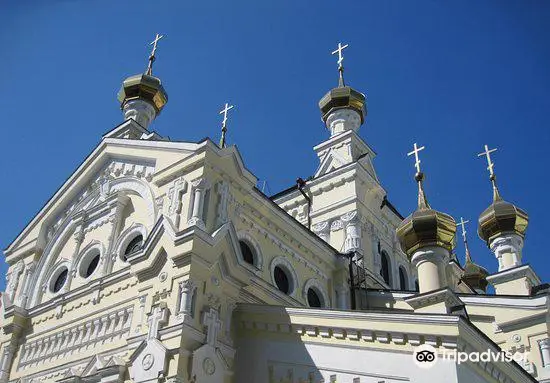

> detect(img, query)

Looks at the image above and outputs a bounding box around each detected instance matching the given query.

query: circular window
[274,266,290,294]
[307,288,322,308]
[51,268,68,293]
[239,241,255,265]
[80,250,100,278]
[123,234,144,261]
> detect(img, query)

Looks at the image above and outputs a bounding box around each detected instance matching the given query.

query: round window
[80,251,100,278]
[51,268,68,293]
[307,288,322,308]
[274,266,290,294]
[123,234,144,261]
[239,241,254,265]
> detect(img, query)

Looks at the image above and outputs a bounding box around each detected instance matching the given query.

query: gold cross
[331,42,349,69]
[477,144,498,178]
[407,143,426,174]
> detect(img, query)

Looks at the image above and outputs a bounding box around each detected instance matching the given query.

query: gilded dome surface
[117,73,168,114]
[319,86,367,124]
[396,173,456,257]
[478,188,528,244]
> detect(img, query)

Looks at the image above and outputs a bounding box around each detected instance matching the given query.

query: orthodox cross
[407,143,426,174]
[332,42,349,87]
[456,217,470,244]
[146,33,164,75]
[203,307,222,347]
[219,102,234,148]
[477,144,498,178]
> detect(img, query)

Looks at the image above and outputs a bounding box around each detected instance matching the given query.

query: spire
[407,143,430,209]
[331,42,348,87]
[146,33,164,76]
[457,217,473,263]
[218,102,234,148]
[477,144,502,202]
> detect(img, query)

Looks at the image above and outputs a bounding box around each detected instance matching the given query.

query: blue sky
[1,1,549,290]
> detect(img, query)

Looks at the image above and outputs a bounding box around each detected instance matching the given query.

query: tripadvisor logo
[413,344,529,369]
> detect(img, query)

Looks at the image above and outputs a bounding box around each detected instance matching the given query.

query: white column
[188,179,210,229]
[176,280,196,323]
[411,246,449,294]
[342,211,360,254]
[123,99,156,129]
[490,233,524,271]
[5,261,24,304]
[540,339,550,367]
[16,263,35,308]
[335,284,350,310]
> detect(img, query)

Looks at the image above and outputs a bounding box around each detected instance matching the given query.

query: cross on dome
[407,143,426,174]
[146,33,164,75]
[219,102,234,148]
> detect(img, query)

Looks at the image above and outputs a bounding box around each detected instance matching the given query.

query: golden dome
[117,73,168,114]
[462,258,489,292]
[478,180,528,245]
[319,85,367,124]
[396,173,456,257]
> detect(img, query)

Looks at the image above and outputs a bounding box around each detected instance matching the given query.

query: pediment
[5,137,199,259]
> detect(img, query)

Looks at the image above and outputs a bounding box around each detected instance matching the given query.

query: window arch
[380,251,391,286]
[399,266,408,291]
[115,224,147,263]
[270,256,298,296]
[236,232,263,269]
[303,278,329,308]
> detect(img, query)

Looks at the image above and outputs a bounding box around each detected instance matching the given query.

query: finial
[219,102,234,148]
[146,33,164,76]
[407,143,430,209]
[477,144,502,202]
[457,217,473,263]
[331,42,349,87]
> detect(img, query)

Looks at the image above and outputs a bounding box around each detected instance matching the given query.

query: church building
[0,36,548,383]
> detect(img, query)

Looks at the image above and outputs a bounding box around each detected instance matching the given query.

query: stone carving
[203,307,222,347]
[142,354,154,370]
[216,181,230,226]
[202,358,216,375]
[167,176,187,226]
[330,220,343,231]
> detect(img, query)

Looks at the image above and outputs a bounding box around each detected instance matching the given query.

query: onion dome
[117,73,168,114]
[462,256,489,293]
[396,172,456,257]
[478,174,528,245]
[319,86,367,125]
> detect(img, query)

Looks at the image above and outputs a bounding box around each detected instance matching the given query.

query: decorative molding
[18,306,132,370]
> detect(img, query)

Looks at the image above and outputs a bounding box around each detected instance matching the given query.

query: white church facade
[0,38,548,383]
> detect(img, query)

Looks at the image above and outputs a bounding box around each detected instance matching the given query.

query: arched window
[380,251,391,286]
[239,240,255,265]
[399,266,408,291]
[414,279,419,292]
[51,267,68,293]
[307,288,322,308]
[274,266,290,294]
[123,234,144,261]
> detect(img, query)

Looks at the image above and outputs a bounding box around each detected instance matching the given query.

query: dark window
[307,288,322,308]
[399,267,407,291]
[53,268,68,293]
[380,251,390,285]
[415,279,419,292]
[123,235,144,261]
[274,266,290,294]
[85,253,100,278]
[239,241,254,265]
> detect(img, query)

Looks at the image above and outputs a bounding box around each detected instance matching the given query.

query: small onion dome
[318,85,367,125]
[117,73,168,114]
[462,258,489,293]
[396,172,456,258]
[478,176,528,245]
